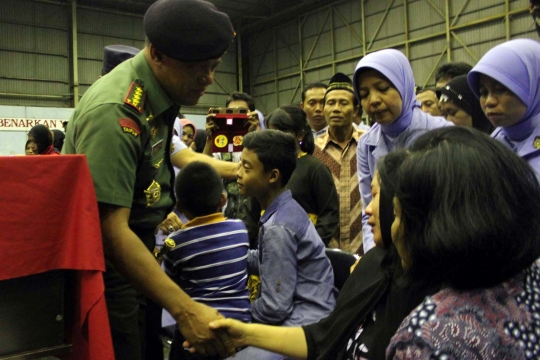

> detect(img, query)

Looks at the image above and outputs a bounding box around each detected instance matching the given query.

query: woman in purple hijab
[468,38,540,179]
[353,49,450,253]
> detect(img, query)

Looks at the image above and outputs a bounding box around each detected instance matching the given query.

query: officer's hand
[176,301,236,358]
[183,318,248,354]
[246,111,260,132]
[157,212,183,235]
[206,114,217,138]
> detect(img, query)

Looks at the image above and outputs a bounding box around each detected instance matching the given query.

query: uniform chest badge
[534,136,540,149]
[144,180,161,207]
[124,82,146,113]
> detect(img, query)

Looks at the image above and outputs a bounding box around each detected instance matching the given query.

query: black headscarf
[436,75,494,134]
[303,152,437,360]
[28,125,53,154]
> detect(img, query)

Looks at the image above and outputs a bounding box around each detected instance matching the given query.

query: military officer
[63,0,238,359]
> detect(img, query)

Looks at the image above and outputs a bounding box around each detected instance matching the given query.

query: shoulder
[412,110,450,130]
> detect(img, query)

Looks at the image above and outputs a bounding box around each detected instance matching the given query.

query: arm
[252,225,298,324]
[206,319,308,360]
[357,140,375,254]
[171,147,239,179]
[311,162,339,246]
[99,204,232,357]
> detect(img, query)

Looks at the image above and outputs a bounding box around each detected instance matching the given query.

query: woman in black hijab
[27,125,60,155]
[436,74,494,134]
[187,152,438,360]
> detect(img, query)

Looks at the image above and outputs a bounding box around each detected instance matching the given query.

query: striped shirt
[164,213,251,322]
[314,127,366,254]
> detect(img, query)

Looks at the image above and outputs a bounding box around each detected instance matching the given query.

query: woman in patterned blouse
[387,126,540,359]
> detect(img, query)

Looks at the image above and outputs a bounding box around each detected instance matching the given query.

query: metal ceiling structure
[74,0,331,31]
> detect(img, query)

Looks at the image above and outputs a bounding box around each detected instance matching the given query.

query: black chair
[325,249,358,291]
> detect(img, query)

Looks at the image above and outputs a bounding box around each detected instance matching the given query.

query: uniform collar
[131,52,175,118]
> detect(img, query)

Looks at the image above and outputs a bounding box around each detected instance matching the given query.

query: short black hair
[265,105,314,155]
[175,161,224,217]
[392,127,540,289]
[434,62,473,84]
[301,82,327,102]
[226,92,256,111]
[416,88,437,96]
[242,130,297,187]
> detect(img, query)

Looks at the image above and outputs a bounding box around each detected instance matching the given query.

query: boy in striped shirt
[164,161,251,360]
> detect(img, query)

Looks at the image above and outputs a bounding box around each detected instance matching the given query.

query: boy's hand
[157,211,183,235]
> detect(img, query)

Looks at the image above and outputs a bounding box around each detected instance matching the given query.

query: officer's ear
[148,43,164,65]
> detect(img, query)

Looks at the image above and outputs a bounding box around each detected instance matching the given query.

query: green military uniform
[63,51,179,360]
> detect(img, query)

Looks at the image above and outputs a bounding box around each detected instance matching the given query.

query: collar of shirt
[181,212,227,229]
[312,126,329,137]
[315,126,365,150]
[259,190,292,225]
[131,52,176,119]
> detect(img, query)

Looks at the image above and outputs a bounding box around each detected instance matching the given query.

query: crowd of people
[18,0,540,359]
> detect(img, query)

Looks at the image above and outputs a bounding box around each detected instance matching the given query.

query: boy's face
[237,148,272,199]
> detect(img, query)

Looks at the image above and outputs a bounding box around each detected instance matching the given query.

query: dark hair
[51,129,65,152]
[175,161,224,217]
[242,130,297,187]
[264,105,314,154]
[416,88,437,96]
[392,126,540,289]
[301,82,327,102]
[435,62,473,84]
[226,92,255,111]
[191,129,207,153]
[28,124,53,154]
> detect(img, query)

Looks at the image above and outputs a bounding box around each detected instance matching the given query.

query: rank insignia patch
[124,82,146,113]
[534,136,540,149]
[118,118,141,137]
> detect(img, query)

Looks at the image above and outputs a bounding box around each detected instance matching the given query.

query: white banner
[0,118,65,131]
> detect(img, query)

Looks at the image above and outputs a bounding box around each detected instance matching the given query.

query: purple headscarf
[468,39,540,128]
[352,49,419,136]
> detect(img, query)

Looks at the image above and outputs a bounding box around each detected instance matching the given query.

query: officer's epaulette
[124,81,146,114]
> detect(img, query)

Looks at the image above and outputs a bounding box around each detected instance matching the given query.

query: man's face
[417,90,441,116]
[228,100,249,110]
[155,52,222,106]
[324,89,358,130]
[301,87,327,131]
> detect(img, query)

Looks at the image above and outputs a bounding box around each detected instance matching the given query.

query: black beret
[144,0,235,62]
[102,45,140,74]
[326,72,354,97]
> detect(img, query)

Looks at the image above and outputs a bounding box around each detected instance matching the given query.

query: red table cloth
[0,155,114,360]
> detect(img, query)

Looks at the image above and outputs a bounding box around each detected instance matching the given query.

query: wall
[246,0,536,114]
[0,0,239,115]
[0,105,207,155]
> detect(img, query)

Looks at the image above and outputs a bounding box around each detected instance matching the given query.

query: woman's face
[391,197,408,268]
[440,101,473,127]
[478,74,527,128]
[357,69,403,126]
[365,173,384,248]
[182,125,195,147]
[25,141,38,155]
